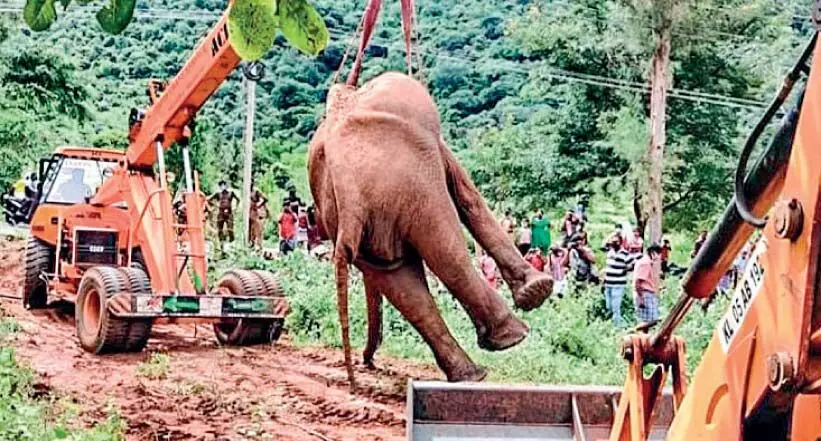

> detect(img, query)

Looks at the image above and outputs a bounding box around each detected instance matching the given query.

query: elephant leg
[366,258,487,382]
[362,275,383,369]
[440,139,552,311]
[410,214,529,352]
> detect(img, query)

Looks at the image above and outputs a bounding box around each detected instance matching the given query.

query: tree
[629,0,680,243]
[22,0,329,60]
[488,0,796,229]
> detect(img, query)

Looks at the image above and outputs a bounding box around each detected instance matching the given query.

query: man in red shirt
[524,248,545,272]
[278,203,298,255]
[633,244,662,330]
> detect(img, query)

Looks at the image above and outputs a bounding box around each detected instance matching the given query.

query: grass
[209,192,733,385]
[218,246,728,386]
[0,307,126,441]
[136,353,171,380]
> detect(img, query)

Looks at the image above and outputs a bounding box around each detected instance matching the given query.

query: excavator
[22,4,289,354]
[407,7,821,441]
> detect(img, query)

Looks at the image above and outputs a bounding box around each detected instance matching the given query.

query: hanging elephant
[308,71,553,385]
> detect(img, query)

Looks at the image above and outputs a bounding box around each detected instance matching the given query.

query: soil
[0,237,442,441]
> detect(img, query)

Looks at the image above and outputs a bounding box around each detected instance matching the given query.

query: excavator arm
[657,32,821,441]
[407,27,821,441]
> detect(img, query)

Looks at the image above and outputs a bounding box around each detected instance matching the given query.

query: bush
[0,327,125,440]
[215,248,727,385]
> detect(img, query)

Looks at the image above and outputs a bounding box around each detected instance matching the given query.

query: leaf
[278,0,329,56]
[228,0,279,61]
[95,0,136,34]
[53,427,68,439]
[58,0,69,11]
[23,0,57,32]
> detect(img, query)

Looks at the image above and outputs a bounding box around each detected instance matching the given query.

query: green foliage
[0,44,89,189]
[23,0,328,61]
[96,0,137,34]
[228,0,279,61]
[23,0,57,32]
[218,244,726,384]
[136,353,171,380]
[0,319,125,440]
[278,0,330,56]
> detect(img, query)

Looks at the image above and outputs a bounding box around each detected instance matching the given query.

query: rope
[400,0,414,76]
[346,0,383,87]
[331,15,364,85]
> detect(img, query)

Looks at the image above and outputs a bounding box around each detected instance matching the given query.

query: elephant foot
[478,313,529,352]
[447,364,488,382]
[513,272,553,311]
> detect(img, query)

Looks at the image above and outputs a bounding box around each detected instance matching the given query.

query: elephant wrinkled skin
[308,72,553,383]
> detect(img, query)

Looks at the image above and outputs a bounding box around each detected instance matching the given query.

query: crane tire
[23,236,54,310]
[76,266,151,354]
[213,270,282,346]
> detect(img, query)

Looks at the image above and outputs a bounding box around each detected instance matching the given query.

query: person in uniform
[248,182,269,250]
[208,180,239,242]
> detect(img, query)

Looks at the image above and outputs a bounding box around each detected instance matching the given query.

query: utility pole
[241,62,265,243]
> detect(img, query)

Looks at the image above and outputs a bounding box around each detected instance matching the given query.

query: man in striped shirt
[603,238,636,327]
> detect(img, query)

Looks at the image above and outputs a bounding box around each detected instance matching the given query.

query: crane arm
[126,11,239,167]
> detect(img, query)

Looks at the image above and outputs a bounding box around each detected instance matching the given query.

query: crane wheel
[75,266,152,354]
[116,267,154,352]
[213,269,284,346]
[23,236,54,310]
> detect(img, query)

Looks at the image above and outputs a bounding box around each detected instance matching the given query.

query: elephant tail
[334,241,357,390]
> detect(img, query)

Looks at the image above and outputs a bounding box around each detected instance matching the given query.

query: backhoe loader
[23,4,289,354]
[407,6,821,441]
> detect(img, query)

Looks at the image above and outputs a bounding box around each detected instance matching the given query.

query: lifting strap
[336,0,418,87]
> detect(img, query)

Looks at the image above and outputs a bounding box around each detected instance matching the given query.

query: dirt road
[0,238,439,441]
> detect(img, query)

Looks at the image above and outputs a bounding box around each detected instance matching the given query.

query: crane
[23,4,288,353]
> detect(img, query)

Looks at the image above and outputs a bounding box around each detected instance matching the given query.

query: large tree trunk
[645,21,672,247]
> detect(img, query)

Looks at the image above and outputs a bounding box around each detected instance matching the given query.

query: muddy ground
[0,238,441,441]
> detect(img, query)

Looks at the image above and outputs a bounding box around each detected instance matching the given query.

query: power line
[327,29,769,109]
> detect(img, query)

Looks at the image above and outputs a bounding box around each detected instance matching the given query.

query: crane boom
[127,12,239,167]
[90,8,244,295]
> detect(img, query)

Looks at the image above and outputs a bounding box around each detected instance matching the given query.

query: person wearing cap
[633,243,663,329]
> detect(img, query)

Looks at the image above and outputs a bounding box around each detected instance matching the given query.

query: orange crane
[407,20,821,441]
[23,4,288,353]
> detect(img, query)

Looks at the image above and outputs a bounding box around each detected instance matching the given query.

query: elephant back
[354,72,442,139]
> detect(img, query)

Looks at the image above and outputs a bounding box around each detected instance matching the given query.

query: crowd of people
[204,180,325,257]
[478,204,734,331]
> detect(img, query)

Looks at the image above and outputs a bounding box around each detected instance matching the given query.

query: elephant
[308,72,553,386]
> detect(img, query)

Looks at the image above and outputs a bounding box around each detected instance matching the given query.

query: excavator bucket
[407,381,674,441]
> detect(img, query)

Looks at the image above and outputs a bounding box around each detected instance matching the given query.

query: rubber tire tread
[249,270,285,342]
[213,270,280,346]
[76,266,147,354]
[117,267,154,352]
[250,270,285,297]
[23,236,53,309]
